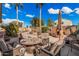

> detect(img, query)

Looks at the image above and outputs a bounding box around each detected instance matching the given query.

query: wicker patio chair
[13,45,26,56]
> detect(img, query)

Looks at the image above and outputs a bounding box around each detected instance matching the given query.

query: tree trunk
[40,7,42,33]
[0,3,2,23]
[16,6,18,25]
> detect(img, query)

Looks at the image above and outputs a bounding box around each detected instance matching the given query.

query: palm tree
[77,23,79,31]
[0,3,2,23]
[11,3,23,26]
[47,18,54,27]
[36,3,43,33]
[31,17,44,27]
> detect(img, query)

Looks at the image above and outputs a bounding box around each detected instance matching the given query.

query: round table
[20,37,42,55]
[20,38,41,46]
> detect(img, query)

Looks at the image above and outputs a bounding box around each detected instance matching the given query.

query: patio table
[20,35,42,55]
[20,38,41,46]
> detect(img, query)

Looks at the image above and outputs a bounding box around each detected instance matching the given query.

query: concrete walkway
[60,44,79,56]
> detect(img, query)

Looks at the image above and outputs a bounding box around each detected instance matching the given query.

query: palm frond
[39,3,43,8]
[19,3,24,10]
[36,3,39,8]
[11,3,23,10]
[36,3,43,8]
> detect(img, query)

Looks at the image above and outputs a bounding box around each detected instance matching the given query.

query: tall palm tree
[57,10,63,41]
[36,3,43,33]
[47,18,54,27]
[12,3,23,26]
[0,3,2,23]
[31,17,44,27]
[39,3,42,33]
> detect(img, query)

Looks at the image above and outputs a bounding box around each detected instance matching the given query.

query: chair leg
[54,45,62,56]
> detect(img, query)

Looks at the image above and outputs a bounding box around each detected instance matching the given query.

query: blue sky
[2,3,79,26]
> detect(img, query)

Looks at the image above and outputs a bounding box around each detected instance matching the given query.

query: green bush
[4,23,19,37]
[42,26,49,33]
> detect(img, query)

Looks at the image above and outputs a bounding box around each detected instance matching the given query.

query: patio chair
[0,31,13,56]
[33,43,53,56]
[33,39,64,56]
[9,37,19,48]
[33,38,53,56]
[0,40,13,56]
[49,43,63,56]
[13,45,26,56]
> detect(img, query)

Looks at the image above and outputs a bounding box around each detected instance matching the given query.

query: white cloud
[69,14,74,16]
[61,7,73,14]
[2,19,16,24]
[26,14,34,18]
[48,7,79,15]
[48,8,59,14]
[2,18,24,25]
[55,19,72,26]
[74,8,79,14]
[4,3,10,9]
[2,14,6,16]
[18,10,22,13]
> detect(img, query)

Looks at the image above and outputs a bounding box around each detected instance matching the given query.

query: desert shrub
[42,26,49,33]
[3,23,19,37]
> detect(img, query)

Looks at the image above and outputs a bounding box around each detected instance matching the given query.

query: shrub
[42,26,49,33]
[3,23,19,37]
